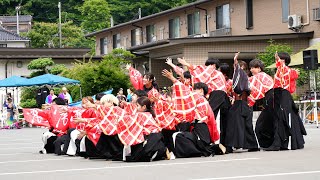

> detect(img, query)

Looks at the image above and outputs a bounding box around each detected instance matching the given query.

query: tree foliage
[27,57,67,77]
[27,57,54,71]
[79,0,111,33]
[257,40,308,87]
[62,49,134,100]
[24,21,94,49]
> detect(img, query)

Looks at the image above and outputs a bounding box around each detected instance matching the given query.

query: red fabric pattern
[193,93,220,142]
[117,112,160,146]
[98,106,125,136]
[122,102,137,115]
[129,67,143,90]
[117,113,145,146]
[67,107,86,130]
[23,108,50,128]
[274,60,298,93]
[48,105,69,134]
[171,81,196,123]
[189,65,226,93]
[248,72,274,106]
[153,100,177,130]
[226,79,233,97]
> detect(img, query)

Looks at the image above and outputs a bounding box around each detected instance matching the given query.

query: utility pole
[15,5,21,35]
[138,8,141,19]
[58,2,62,48]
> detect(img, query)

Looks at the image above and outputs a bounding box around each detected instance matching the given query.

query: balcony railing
[313,8,320,21]
[210,28,232,37]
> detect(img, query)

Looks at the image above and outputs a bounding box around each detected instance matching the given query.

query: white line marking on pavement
[0,158,80,164]
[0,142,42,146]
[0,158,259,176]
[0,146,39,150]
[192,170,320,180]
[0,138,36,142]
[0,153,30,156]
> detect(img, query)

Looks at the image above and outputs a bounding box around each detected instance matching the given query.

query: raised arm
[178,57,192,69]
[126,63,143,90]
[162,69,178,83]
[166,57,184,75]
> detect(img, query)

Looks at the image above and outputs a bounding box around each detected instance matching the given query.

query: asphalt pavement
[0,125,319,180]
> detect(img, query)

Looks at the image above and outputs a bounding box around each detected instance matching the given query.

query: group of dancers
[23,51,307,162]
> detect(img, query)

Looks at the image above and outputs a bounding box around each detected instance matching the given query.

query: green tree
[27,57,67,77]
[62,49,134,100]
[108,0,196,24]
[258,40,308,87]
[79,0,111,33]
[24,21,94,50]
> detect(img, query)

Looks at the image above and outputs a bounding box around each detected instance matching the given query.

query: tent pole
[80,85,82,99]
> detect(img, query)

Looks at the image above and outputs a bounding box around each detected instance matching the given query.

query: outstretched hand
[125,63,131,70]
[177,57,187,66]
[165,57,173,65]
[162,69,176,83]
[234,52,240,66]
[275,51,280,61]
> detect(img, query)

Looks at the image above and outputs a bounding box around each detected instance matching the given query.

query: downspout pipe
[302,0,310,26]
[5,60,9,94]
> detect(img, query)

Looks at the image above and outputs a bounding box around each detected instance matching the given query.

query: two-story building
[86,0,320,87]
[0,15,32,34]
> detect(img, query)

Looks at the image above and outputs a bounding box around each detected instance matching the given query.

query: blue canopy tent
[68,89,113,107]
[0,76,28,87]
[17,74,82,104]
[20,74,80,86]
[0,76,29,106]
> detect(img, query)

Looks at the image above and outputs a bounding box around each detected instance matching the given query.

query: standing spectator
[4,98,16,125]
[58,87,72,104]
[116,88,126,102]
[126,88,133,102]
[45,90,57,104]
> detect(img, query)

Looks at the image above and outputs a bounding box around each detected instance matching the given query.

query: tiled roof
[0,15,32,23]
[0,26,29,41]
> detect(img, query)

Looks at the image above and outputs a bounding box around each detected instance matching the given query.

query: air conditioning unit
[288,15,302,29]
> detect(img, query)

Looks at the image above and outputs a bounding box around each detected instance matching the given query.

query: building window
[100,38,108,55]
[216,4,230,29]
[169,17,180,38]
[146,25,156,42]
[187,11,200,36]
[113,34,121,49]
[0,44,7,48]
[246,0,253,29]
[131,28,142,46]
[282,0,290,22]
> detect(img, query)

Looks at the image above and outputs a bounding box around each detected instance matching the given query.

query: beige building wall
[6,41,27,48]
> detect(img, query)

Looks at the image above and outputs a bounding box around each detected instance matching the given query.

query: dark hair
[95,93,105,101]
[219,63,230,77]
[137,96,155,117]
[134,90,148,97]
[238,60,249,75]
[183,71,191,79]
[144,73,159,91]
[278,52,291,66]
[144,73,155,82]
[7,98,12,103]
[194,82,209,95]
[53,97,67,105]
[205,58,220,69]
[249,59,265,72]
